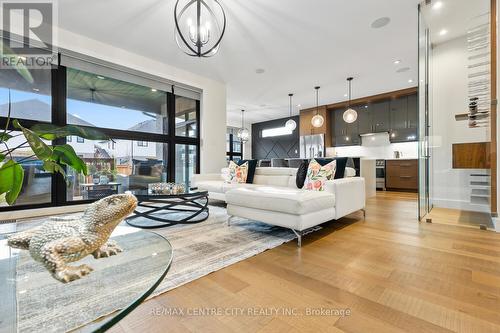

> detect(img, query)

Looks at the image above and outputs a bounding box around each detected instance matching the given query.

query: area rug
[12,204,295,333]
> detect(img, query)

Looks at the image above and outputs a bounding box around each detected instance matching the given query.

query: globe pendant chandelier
[174,0,226,57]
[285,93,297,131]
[343,77,358,123]
[311,86,324,128]
[237,110,250,143]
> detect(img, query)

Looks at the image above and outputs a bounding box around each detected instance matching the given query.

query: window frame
[0,63,201,211]
[226,132,243,161]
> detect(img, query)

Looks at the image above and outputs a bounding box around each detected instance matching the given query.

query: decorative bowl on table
[148,183,186,195]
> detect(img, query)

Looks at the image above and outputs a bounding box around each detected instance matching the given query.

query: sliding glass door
[418,4,431,220]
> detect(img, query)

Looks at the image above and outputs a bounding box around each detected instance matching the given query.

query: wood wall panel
[452,142,491,169]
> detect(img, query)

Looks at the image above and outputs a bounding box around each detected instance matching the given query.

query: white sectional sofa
[192,167,365,246]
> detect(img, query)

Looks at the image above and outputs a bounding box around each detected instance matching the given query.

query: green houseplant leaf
[0,160,25,205]
[30,124,109,141]
[52,144,88,175]
[0,132,12,142]
[13,120,53,160]
[43,160,66,178]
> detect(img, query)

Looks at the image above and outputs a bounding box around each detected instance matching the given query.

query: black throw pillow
[295,160,309,189]
[237,159,258,184]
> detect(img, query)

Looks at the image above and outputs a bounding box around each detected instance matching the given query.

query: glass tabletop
[130,188,208,199]
[0,223,172,333]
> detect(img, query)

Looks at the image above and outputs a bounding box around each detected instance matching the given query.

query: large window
[175,96,198,138]
[0,52,201,211]
[226,127,243,163]
[175,144,197,186]
[67,68,168,134]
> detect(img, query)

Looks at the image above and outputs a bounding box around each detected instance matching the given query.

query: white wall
[431,36,490,212]
[57,28,227,174]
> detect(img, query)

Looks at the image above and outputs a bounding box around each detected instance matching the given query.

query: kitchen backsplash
[326,141,418,159]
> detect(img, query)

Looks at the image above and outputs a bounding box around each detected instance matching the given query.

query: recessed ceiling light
[296,104,301,107]
[439,29,448,36]
[255,68,265,74]
[151,88,157,92]
[97,75,105,80]
[397,67,410,73]
[344,94,348,97]
[432,1,443,10]
[394,60,401,65]
[408,79,414,83]
[371,17,391,29]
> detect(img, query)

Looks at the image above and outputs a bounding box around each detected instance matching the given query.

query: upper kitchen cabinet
[357,104,373,134]
[389,93,418,142]
[407,94,418,129]
[372,101,391,132]
[332,108,360,146]
[357,102,390,134]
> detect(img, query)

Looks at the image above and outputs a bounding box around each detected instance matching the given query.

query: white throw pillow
[226,161,249,184]
[304,159,337,191]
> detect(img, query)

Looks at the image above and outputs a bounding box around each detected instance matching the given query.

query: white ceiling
[58,0,422,125]
[420,0,490,46]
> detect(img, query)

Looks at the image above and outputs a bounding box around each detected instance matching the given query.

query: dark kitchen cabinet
[372,101,390,132]
[357,102,390,134]
[407,94,418,129]
[330,91,418,147]
[389,97,408,129]
[358,104,373,134]
[332,108,360,146]
[389,93,418,142]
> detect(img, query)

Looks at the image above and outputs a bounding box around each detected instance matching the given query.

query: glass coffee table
[0,223,172,333]
[126,189,209,229]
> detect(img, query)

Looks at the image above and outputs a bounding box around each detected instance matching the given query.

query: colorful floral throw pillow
[226,161,249,184]
[304,159,337,191]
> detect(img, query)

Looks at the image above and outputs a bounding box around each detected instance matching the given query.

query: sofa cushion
[238,159,258,184]
[226,187,335,215]
[195,180,224,193]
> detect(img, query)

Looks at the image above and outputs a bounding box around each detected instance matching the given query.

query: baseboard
[492,217,500,232]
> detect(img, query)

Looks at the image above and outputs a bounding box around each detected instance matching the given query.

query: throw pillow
[227,161,249,184]
[316,157,348,179]
[304,159,337,191]
[296,160,309,189]
[237,159,258,183]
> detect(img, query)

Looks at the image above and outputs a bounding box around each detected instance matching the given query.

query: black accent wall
[251,116,300,160]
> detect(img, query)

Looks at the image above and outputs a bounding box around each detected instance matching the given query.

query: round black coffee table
[126,189,209,229]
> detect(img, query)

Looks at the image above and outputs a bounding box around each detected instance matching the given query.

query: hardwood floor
[109,192,500,333]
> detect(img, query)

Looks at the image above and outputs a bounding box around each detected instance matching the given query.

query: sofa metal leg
[227,215,233,226]
[292,230,302,247]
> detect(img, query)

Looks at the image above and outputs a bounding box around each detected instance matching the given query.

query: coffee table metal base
[126,192,209,229]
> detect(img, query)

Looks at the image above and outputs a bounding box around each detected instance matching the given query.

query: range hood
[360,132,390,147]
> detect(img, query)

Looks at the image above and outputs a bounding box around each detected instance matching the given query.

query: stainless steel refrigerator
[299,134,325,159]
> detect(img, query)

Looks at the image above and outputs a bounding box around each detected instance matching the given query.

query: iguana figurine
[7,193,138,283]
